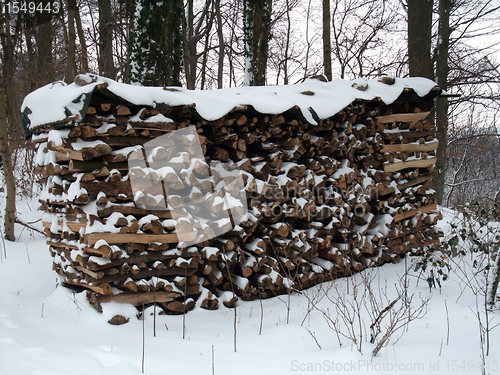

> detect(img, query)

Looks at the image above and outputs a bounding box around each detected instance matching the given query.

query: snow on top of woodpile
[21,73,439,134]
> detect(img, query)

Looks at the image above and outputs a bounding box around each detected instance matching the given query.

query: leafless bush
[303,270,429,356]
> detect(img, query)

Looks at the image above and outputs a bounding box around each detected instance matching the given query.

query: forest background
[0,0,499,240]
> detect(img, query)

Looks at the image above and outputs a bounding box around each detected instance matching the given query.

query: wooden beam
[384,158,436,173]
[83,245,121,259]
[75,265,104,280]
[398,175,432,190]
[98,206,172,219]
[80,180,132,197]
[382,130,434,141]
[376,111,430,124]
[381,140,438,153]
[47,239,80,250]
[64,280,112,295]
[55,149,84,162]
[69,160,129,172]
[42,220,86,232]
[84,232,196,245]
[393,203,438,222]
[92,291,180,306]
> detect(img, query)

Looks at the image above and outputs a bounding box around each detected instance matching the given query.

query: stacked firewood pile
[27,75,442,314]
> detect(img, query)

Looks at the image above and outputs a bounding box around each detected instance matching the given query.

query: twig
[370,296,401,342]
[153,284,157,337]
[1,231,7,259]
[445,299,450,345]
[233,301,237,353]
[212,345,215,375]
[259,288,264,335]
[142,305,145,374]
[183,267,187,339]
[304,327,322,350]
[223,255,237,352]
[15,218,45,236]
[26,244,31,264]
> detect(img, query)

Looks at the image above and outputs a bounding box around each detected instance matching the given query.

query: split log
[384,158,436,173]
[84,232,197,246]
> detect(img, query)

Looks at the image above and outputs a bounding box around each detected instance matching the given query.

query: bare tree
[75,3,89,73]
[0,73,15,241]
[322,0,332,81]
[215,0,224,88]
[434,0,451,204]
[243,0,272,86]
[65,0,77,83]
[183,0,215,89]
[0,6,20,241]
[440,0,500,206]
[331,0,403,79]
[407,0,434,79]
[98,0,115,78]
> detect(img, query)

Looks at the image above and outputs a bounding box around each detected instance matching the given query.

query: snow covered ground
[0,200,499,375]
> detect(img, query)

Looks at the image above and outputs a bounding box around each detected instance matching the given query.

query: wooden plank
[98,205,172,219]
[83,246,120,259]
[29,114,80,133]
[80,180,133,197]
[64,280,112,295]
[47,239,80,250]
[92,291,180,306]
[393,203,438,222]
[376,111,430,124]
[384,158,436,173]
[42,220,86,232]
[69,160,129,172]
[382,130,434,141]
[75,265,104,280]
[55,149,84,162]
[381,140,438,153]
[398,175,432,190]
[84,232,196,245]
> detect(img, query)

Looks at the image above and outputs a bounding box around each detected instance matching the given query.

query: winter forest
[1,0,500,233]
[1,0,500,374]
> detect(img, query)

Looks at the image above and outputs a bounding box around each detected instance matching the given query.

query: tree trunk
[163,0,183,87]
[182,0,195,89]
[216,0,224,89]
[0,8,19,241]
[98,0,115,79]
[65,0,77,84]
[407,0,433,79]
[489,242,500,307]
[129,0,183,86]
[200,2,215,90]
[75,4,89,73]
[24,28,37,90]
[200,23,211,90]
[435,0,451,205]
[0,74,16,241]
[243,0,272,86]
[34,21,55,86]
[283,0,291,84]
[322,0,332,81]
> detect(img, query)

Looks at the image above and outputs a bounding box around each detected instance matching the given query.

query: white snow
[1,200,498,375]
[22,74,439,131]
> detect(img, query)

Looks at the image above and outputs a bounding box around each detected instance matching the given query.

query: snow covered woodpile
[23,74,443,314]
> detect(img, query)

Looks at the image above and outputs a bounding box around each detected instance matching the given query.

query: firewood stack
[24,74,443,314]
